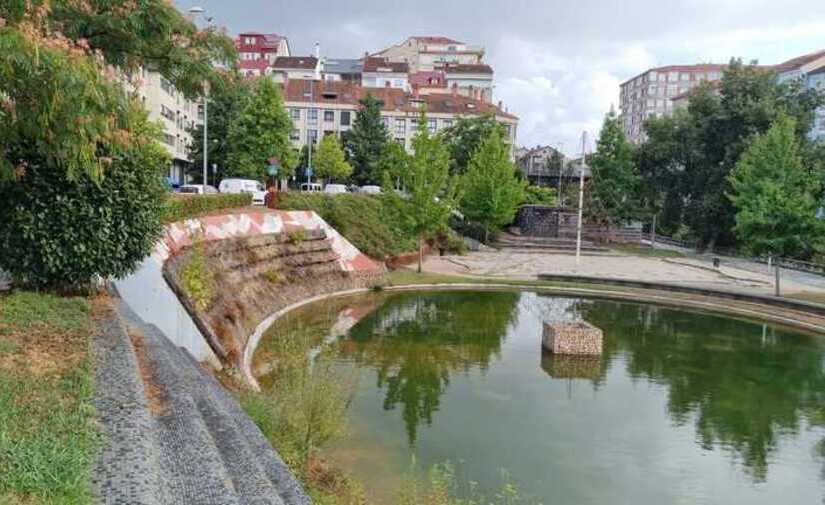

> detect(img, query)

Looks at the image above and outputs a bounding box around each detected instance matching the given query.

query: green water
[255,290,825,504]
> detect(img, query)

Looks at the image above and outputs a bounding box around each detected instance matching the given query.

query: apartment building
[361,57,410,90]
[515,145,568,187]
[619,64,726,143]
[321,59,363,82]
[281,79,517,153]
[775,49,825,141]
[270,56,320,82]
[236,32,291,77]
[130,68,200,184]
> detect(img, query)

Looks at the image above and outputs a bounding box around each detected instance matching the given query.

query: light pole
[575,132,587,265]
[189,7,211,190]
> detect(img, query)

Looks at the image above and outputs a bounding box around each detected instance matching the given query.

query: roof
[809,64,825,76]
[236,32,285,48]
[409,70,446,88]
[362,57,409,74]
[620,63,728,86]
[322,58,362,75]
[774,49,825,72]
[280,79,516,120]
[272,56,318,70]
[438,63,493,75]
[411,36,463,45]
[238,59,271,72]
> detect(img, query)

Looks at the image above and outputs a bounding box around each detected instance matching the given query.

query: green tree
[459,130,527,242]
[225,78,295,180]
[440,113,507,175]
[589,109,641,225]
[343,94,390,185]
[378,141,411,189]
[188,72,252,183]
[391,111,459,272]
[728,114,822,258]
[314,135,353,182]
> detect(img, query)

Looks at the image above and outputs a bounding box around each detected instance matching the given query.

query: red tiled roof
[411,36,463,44]
[272,56,318,70]
[280,79,516,119]
[438,63,493,75]
[410,71,446,87]
[362,57,409,74]
[773,49,825,72]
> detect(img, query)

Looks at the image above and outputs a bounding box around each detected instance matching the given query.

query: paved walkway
[421,250,825,298]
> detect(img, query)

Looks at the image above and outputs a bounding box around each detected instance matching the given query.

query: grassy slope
[0,292,97,504]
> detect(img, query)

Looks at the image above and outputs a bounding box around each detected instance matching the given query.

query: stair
[93,299,309,505]
[493,232,609,253]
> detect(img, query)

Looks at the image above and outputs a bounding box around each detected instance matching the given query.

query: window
[667,84,678,96]
[668,71,679,82]
[307,129,318,144]
[648,84,657,95]
[160,105,175,121]
[162,133,175,146]
[307,109,318,123]
[395,137,405,145]
[649,71,658,81]
[340,111,351,126]
[245,37,255,45]
[289,108,301,120]
[658,73,667,82]
[382,116,391,128]
[395,118,406,136]
[323,110,335,122]
[428,118,437,134]
[290,129,301,141]
[160,77,174,94]
[679,72,690,81]
[443,119,453,128]
[394,79,404,87]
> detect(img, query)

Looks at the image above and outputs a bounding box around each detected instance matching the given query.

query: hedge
[161,193,253,224]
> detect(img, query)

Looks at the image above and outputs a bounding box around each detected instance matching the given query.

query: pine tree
[342,94,390,185]
[728,113,822,258]
[225,78,295,180]
[314,135,353,182]
[460,130,527,242]
[589,109,640,225]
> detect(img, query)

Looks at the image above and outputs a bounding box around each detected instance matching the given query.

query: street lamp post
[575,132,587,265]
[189,7,211,190]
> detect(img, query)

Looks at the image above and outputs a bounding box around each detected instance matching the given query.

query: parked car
[300,183,323,192]
[324,184,348,194]
[178,184,218,194]
[219,178,266,206]
[358,185,382,195]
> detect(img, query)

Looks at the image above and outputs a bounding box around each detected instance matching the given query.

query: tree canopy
[314,135,353,182]
[225,78,295,180]
[440,113,507,175]
[728,113,822,258]
[588,109,640,225]
[343,94,390,185]
[459,130,527,241]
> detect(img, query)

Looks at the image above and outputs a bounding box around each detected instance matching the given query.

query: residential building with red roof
[373,36,485,74]
[236,32,291,77]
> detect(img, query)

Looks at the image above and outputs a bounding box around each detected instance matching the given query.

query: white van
[324,184,348,194]
[219,178,266,206]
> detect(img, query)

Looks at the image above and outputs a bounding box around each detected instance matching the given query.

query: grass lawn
[610,244,685,258]
[0,291,98,504]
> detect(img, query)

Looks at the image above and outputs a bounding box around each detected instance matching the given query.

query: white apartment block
[130,68,200,184]
[375,36,485,73]
[619,64,726,144]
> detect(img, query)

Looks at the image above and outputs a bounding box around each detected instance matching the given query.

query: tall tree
[459,130,527,242]
[343,94,390,185]
[225,78,295,180]
[728,114,822,258]
[440,113,507,175]
[188,72,252,183]
[589,109,641,225]
[314,135,353,182]
[378,141,411,189]
[392,111,459,272]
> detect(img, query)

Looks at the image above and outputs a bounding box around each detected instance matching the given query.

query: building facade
[361,57,410,90]
[619,64,726,143]
[130,68,201,184]
[280,79,517,154]
[235,32,291,77]
[270,56,320,82]
[775,50,825,141]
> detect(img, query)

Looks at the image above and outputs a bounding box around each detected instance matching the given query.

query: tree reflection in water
[341,290,520,445]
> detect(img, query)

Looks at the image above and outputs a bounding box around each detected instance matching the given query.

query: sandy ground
[421,250,825,297]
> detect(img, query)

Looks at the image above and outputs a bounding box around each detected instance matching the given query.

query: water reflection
[341,291,519,445]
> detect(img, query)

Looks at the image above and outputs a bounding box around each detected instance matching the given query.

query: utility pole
[307,78,314,186]
[202,82,209,190]
[575,132,587,265]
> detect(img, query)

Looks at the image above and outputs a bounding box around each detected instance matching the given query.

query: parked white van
[324,184,348,194]
[219,178,266,206]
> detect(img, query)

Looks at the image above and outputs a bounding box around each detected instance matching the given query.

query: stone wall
[516,205,578,237]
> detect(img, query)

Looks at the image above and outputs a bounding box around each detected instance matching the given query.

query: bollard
[713,257,720,269]
[775,265,781,297]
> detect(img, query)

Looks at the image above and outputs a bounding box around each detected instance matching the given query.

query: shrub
[179,242,214,311]
[522,186,557,206]
[279,193,418,260]
[286,229,307,246]
[0,143,167,291]
[161,193,252,224]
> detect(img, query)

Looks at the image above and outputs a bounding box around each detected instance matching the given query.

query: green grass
[0,291,97,505]
[611,244,685,258]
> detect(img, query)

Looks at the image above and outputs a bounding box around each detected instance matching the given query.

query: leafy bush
[161,193,252,224]
[179,242,215,311]
[522,186,557,206]
[279,193,419,260]
[0,142,167,291]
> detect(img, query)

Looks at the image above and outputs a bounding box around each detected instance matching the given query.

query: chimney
[498,100,502,109]
[314,42,320,59]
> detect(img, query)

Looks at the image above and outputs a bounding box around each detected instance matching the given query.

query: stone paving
[421,250,825,297]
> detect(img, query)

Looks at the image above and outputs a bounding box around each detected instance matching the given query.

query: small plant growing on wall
[286,229,307,246]
[180,241,214,311]
[263,265,286,284]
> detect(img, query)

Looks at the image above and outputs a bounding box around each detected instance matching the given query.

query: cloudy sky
[175,0,825,155]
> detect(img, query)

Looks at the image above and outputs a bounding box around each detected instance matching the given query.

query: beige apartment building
[130,68,201,183]
[280,79,517,153]
[619,64,726,143]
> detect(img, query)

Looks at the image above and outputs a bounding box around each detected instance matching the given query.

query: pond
[253,290,825,504]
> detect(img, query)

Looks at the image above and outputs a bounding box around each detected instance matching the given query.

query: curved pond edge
[242,280,825,389]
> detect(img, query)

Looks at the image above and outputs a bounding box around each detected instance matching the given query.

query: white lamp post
[189,7,210,190]
[575,132,588,265]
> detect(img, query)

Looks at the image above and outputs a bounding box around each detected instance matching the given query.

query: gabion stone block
[542,321,603,355]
